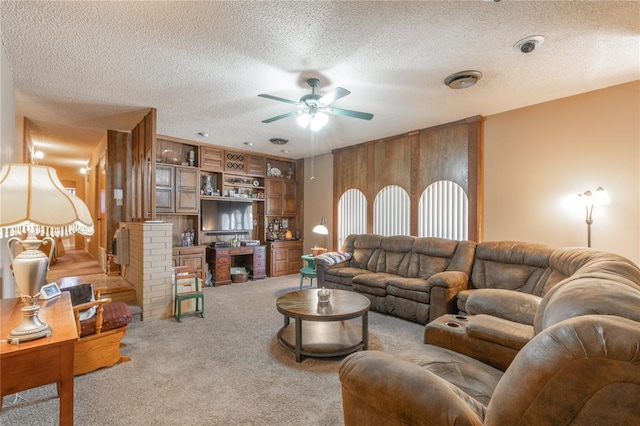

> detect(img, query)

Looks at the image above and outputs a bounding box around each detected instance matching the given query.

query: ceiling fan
[258,78,373,130]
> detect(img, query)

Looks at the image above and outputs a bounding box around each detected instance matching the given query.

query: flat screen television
[201,199,253,233]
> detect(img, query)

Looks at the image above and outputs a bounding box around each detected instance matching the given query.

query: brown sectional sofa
[333,235,640,424]
[317,234,477,324]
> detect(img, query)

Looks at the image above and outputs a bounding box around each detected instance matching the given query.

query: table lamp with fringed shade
[0,164,94,344]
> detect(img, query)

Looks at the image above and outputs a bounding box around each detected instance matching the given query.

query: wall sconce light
[312,216,329,250]
[33,150,44,164]
[80,162,91,177]
[577,186,609,248]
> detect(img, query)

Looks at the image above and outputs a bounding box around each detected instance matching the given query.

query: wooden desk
[207,245,267,285]
[1,292,78,425]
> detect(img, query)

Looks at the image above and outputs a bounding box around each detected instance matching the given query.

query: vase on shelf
[201,175,214,195]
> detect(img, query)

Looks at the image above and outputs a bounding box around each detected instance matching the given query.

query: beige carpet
[0,275,425,425]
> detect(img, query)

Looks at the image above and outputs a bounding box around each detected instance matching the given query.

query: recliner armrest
[427,271,470,322]
[427,271,469,289]
[466,314,534,350]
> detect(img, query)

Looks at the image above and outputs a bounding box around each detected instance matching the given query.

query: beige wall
[303,153,333,253]
[484,81,639,265]
[1,40,20,298]
[305,81,640,265]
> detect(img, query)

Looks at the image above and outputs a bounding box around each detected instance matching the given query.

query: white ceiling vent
[444,71,482,89]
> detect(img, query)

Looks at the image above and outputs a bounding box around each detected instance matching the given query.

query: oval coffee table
[276,288,370,363]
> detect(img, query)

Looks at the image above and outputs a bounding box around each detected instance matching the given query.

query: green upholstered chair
[300,254,317,290]
[174,266,205,322]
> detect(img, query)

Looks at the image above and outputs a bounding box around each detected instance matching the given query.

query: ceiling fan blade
[258,94,299,105]
[261,110,302,123]
[318,87,351,106]
[326,107,374,120]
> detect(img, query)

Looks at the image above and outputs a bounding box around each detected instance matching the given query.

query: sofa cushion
[457,289,473,313]
[466,315,534,350]
[314,251,352,266]
[386,277,431,303]
[352,273,397,296]
[372,235,414,276]
[324,266,369,279]
[340,350,491,425]
[342,234,383,270]
[404,344,503,407]
[470,241,555,296]
[408,237,470,279]
[534,270,640,333]
[485,315,640,425]
[79,301,132,337]
[466,289,541,325]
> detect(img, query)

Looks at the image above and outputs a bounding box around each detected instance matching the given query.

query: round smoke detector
[269,137,289,145]
[514,35,545,53]
[444,70,482,89]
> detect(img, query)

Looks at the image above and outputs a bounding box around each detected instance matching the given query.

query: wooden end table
[1,292,78,425]
[276,288,370,362]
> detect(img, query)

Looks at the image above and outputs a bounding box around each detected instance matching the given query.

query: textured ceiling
[1,1,639,173]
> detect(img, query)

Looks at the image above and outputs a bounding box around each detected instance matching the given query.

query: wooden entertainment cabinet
[151,135,304,278]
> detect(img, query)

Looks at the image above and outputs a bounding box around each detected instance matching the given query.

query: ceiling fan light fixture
[297,113,311,128]
[444,70,482,89]
[309,112,328,131]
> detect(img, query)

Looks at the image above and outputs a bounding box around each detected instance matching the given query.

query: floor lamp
[0,164,94,344]
[312,216,329,252]
[578,186,609,248]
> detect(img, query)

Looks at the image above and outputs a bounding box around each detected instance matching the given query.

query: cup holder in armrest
[454,315,468,321]
[445,321,462,328]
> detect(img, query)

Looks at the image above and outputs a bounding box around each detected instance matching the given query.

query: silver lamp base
[7,303,52,345]
[6,232,56,344]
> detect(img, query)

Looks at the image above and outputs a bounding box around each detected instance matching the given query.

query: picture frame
[40,283,61,300]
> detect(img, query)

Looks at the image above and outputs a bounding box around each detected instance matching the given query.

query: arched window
[337,189,367,249]
[374,185,410,236]
[418,180,468,240]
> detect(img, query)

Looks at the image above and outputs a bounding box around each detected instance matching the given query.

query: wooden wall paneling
[296,159,304,239]
[137,116,146,219]
[332,116,484,242]
[409,132,422,236]
[131,125,140,220]
[106,130,131,250]
[372,135,412,194]
[145,109,157,221]
[372,135,412,235]
[466,116,484,241]
[332,143,371,242]
[417,123,469,191]
[129,109,156,221]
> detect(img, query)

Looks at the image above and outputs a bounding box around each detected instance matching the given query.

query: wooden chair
[174,265,205,322]
[62,283,132,376]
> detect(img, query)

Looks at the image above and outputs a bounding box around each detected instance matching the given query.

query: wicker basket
[231,272,249,283]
